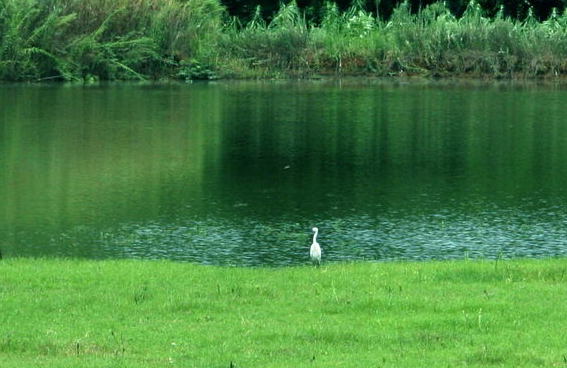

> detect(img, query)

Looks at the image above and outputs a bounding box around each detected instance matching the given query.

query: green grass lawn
[1,258,566,367]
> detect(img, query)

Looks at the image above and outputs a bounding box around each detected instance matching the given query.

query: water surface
[1,81,567,265]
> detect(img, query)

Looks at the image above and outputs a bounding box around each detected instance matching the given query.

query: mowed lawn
[1,258,566,367]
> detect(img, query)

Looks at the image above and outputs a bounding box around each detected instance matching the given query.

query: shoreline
[4,74,567,87]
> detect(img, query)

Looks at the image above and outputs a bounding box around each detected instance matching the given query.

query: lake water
[1,80,567,266]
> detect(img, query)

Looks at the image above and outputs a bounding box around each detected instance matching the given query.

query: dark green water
[1,81,567,265]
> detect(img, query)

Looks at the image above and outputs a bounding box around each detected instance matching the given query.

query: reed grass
[298,0,567,77]
[3,0,567,81]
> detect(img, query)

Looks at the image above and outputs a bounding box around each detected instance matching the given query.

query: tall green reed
[225,1,311,74]
[306,0,567,77]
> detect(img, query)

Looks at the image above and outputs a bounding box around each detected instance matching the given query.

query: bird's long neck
[313,229,318,243]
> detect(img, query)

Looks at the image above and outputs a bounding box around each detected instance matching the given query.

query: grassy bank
[1,258,567,367]
[2,0,567,82]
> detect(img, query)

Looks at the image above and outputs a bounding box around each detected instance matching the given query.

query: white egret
[310,227,321,266]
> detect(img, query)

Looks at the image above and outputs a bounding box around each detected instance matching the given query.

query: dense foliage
[2,0,567,81]
[0,0,224,81]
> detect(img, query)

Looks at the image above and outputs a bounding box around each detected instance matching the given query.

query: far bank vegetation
[1,0,567,82]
